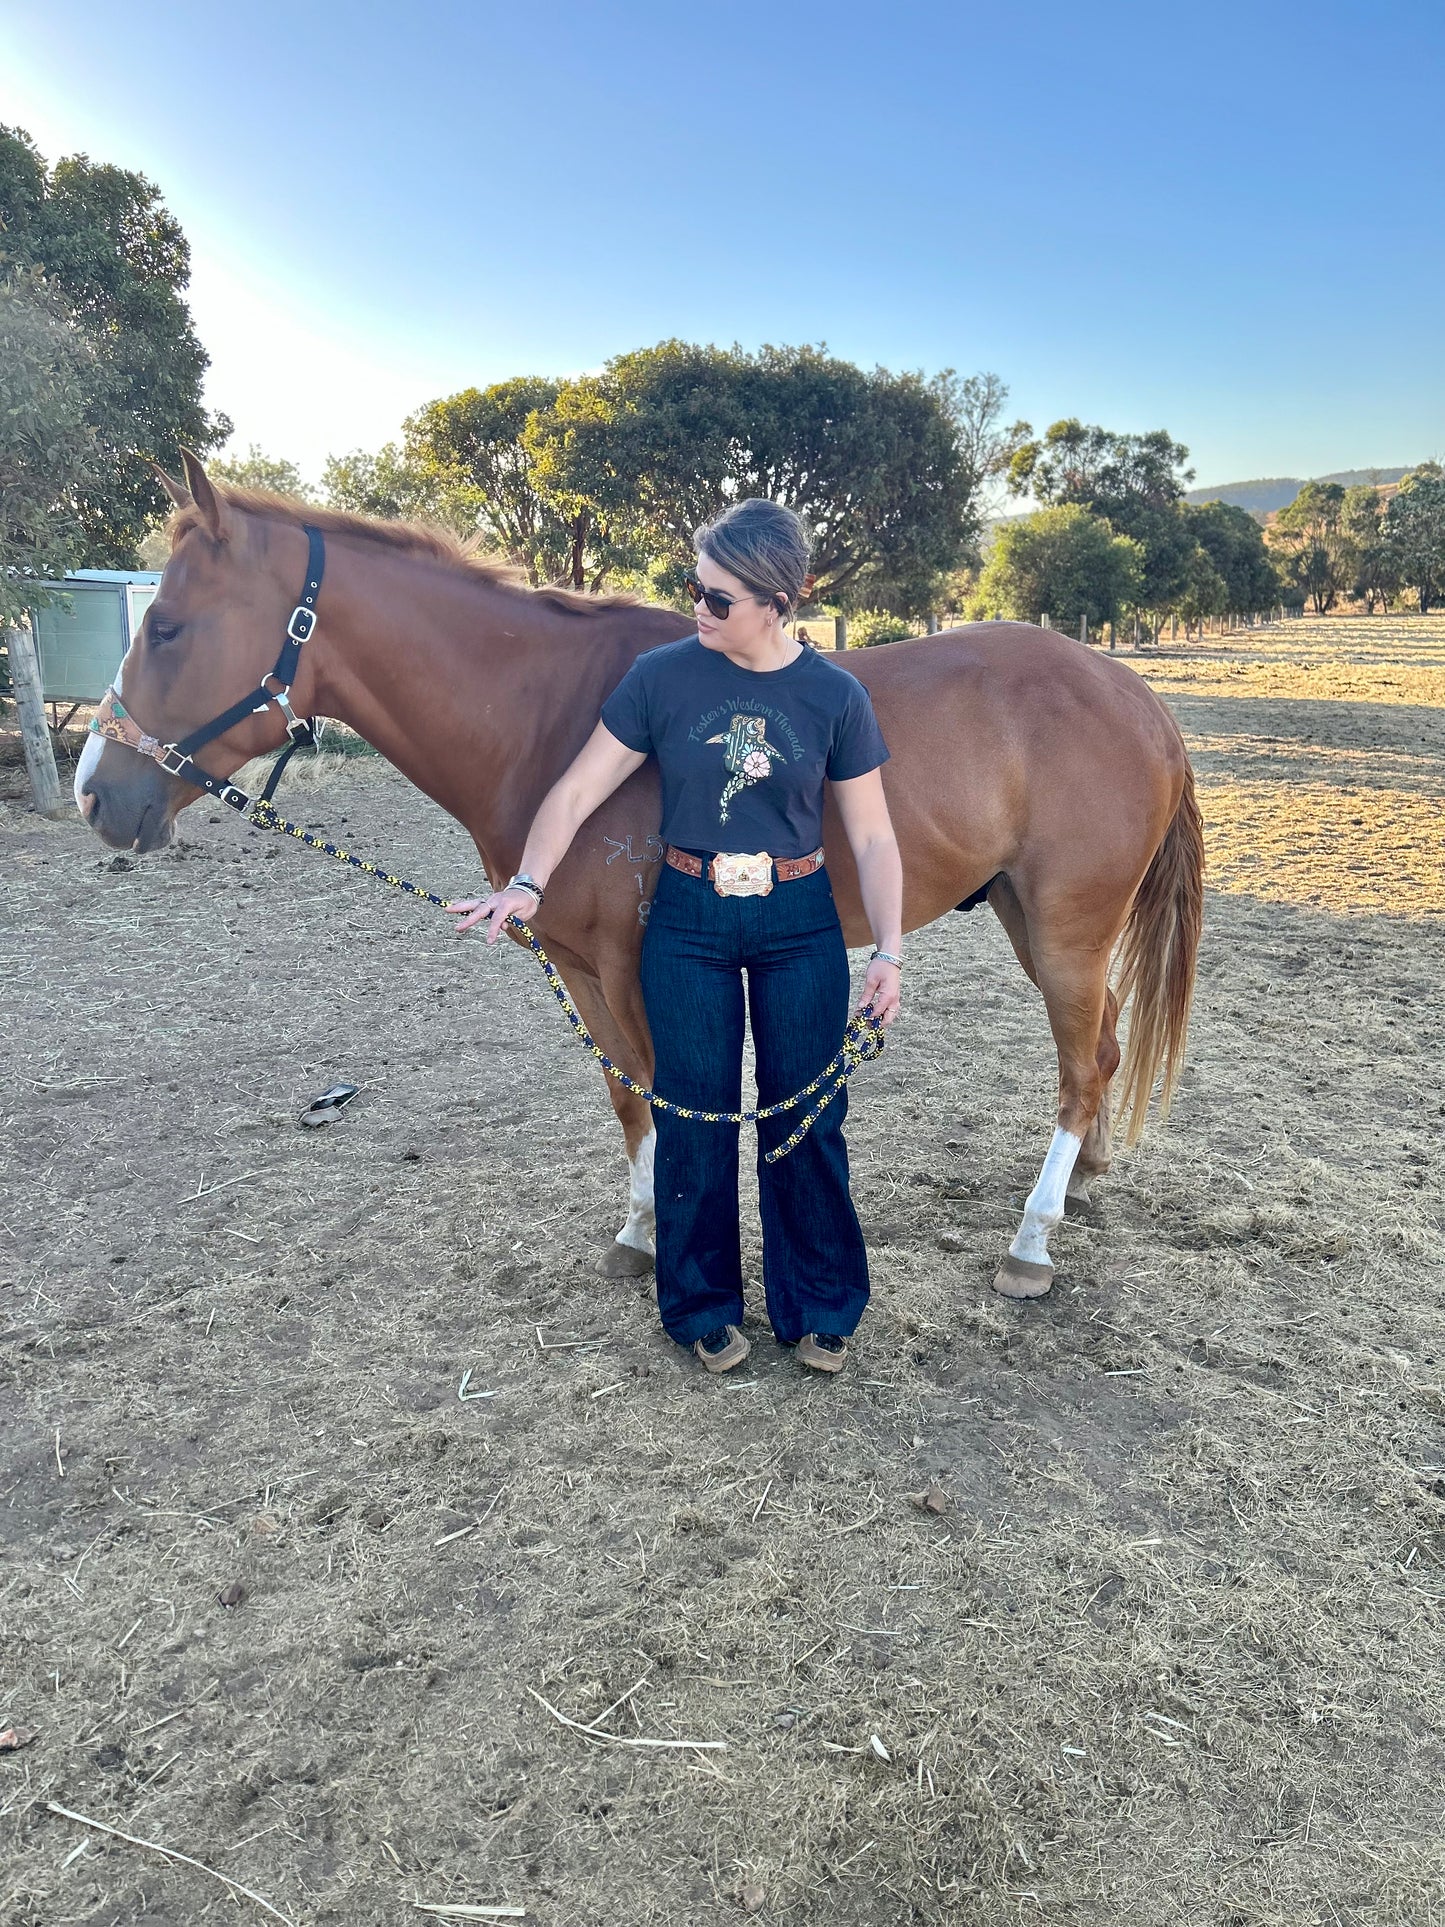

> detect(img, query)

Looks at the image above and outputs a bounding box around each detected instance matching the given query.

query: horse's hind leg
[993,939,1115,1300]
[988,877,1117,1211]
[1072,985,1120,1202]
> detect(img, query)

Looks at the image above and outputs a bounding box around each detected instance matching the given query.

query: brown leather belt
[665,844,825,897]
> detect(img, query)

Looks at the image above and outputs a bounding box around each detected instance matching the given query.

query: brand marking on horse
[604,833,663,866]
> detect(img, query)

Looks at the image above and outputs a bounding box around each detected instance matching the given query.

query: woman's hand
[447,884,540,943]
[859,957,901,1026]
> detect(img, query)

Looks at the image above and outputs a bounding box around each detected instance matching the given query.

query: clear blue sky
[4,0,1441,489]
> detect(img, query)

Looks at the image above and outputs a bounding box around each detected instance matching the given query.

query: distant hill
[1185,467,1418,515]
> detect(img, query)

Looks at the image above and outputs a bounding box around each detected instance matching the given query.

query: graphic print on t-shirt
[705,713,788,824]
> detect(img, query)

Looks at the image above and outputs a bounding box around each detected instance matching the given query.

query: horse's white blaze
[1008,1126,1083,1269]
[73,661,118,809]
[615,1125,656,1254]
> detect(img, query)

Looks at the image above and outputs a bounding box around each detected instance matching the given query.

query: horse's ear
[179,448,229,541]
[149,460,192,511]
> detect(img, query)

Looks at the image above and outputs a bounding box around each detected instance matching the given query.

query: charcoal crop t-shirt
[600,636,890,860]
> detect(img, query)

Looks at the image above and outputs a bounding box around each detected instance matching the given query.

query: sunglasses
[685,575,780,622]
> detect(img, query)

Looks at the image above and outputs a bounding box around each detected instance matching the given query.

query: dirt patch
[2,618,1442,1925]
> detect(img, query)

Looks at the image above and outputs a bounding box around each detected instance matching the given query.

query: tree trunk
[835,612,848,650]
[5,624,67,819]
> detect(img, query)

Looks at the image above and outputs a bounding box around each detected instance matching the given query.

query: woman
[449,500,903,1376]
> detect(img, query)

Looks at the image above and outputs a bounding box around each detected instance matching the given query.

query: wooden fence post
[1079,612,1088,645]
[5,624,67,819]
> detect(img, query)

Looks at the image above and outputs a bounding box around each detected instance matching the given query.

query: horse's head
[76,452,319,851]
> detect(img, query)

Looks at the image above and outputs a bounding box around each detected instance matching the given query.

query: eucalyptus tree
[0,124,225,564]
[1382,466,1445,614]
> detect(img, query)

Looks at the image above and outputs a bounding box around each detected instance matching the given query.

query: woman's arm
[447,721,647,940]
[831,768,904,1025]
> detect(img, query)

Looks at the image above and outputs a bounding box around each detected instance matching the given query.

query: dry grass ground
[1,616,1442,1926]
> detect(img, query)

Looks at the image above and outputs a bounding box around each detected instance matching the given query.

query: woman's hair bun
[694,499,813,614]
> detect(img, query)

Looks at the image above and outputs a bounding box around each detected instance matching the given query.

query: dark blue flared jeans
[639,859,870,1346]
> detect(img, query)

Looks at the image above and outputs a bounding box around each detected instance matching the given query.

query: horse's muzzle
[79,768,177,852]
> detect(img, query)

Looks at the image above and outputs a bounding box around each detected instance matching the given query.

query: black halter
[93,526,327,814]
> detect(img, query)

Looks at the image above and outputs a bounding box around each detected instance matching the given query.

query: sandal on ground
[298,1082,360,1128]
[797,1332,848,1375]
[691,1325,751,1375]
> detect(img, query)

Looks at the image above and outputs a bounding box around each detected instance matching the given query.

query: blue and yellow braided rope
[248,797,884,1162]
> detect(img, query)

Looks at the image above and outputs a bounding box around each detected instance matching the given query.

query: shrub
[847,610,915,648]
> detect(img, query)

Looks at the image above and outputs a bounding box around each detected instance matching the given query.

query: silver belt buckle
[712,851,774,897]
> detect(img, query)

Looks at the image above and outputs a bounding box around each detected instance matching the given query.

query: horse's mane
[169,487,643,615]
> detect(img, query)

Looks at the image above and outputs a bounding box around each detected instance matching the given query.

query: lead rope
[247,797,885,1164]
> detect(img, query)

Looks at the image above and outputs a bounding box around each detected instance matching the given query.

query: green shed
[29,571,163,705]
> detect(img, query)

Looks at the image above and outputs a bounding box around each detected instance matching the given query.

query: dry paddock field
[2,614,1442,1927]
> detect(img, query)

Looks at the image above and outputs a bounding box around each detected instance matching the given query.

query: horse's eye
[150,617,181,645]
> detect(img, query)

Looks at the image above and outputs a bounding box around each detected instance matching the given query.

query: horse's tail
[1112,757,1204,1147]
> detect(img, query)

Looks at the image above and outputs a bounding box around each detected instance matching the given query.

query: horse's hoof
[992,1255,1054,1299]
[1064,1185,1100,1219]
[597,1240,655,1279]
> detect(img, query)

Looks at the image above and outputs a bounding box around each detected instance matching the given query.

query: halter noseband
[89,525,327,815]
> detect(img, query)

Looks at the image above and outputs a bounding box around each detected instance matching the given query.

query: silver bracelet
[507,873,544,905]
[871,949,903,969]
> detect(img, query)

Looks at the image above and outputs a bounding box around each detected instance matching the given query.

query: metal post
[5,624,67,818]
[1079,612,1088,646]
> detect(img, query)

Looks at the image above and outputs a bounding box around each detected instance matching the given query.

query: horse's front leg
[549,962,657,1278]
[602,1082,656,1277]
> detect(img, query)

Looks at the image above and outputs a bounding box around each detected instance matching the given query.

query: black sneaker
[691,1325,750,1375]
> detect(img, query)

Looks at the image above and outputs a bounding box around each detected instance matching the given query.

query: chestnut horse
[76,455,1202,1299]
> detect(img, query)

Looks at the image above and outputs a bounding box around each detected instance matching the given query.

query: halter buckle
[286,605,317,644]
[218,784,252,812]
[158,744,190,777]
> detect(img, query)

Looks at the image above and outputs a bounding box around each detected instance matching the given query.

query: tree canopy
[1185,500,1281,617]
[1382,466,1445,615]
[323,343,998,604]
[0,125,227,566]
[968,505,1143,630]
[0,267,97,625]
[1269,480,1352,614]
[522,341,988,606]
[209,443,314,500]
[1008,419,1198,614]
